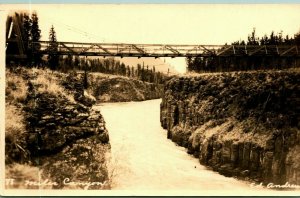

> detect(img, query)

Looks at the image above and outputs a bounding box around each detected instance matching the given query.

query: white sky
[2,4,300,73]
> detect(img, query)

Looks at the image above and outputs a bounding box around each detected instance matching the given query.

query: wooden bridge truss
[31,41,300,58]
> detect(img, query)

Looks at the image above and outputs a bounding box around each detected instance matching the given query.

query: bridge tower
[6,12,27,64]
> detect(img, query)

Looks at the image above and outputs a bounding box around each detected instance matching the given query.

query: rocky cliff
[161,70,300,186]
[5,68,110,189]
[88,73,163,102]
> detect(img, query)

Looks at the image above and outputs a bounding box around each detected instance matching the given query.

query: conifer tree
[22,13,32,64]
[31,12,42,66]
[47,25,59,70]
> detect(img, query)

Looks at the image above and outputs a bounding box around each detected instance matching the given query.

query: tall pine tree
[22,13,32,64]
[31,12,42,66]
[47,25,59,70]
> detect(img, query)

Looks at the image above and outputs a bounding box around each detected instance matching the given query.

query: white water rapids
[94,99,289,195]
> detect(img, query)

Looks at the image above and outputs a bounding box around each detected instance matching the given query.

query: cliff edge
[5,68,110,189]
[161,70,300,185]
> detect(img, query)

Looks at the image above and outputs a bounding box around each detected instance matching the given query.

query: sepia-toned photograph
[1,2,300,196]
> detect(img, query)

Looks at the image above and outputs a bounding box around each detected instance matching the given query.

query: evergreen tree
[137,63,141,79]
[120,63,126,76]
[131,66,135,78]
[294,32,300,45]
[127,65,131,77]
[152,66,157,84]
[141,65,145,81]
[247,28,259,45]
[67,54,73,69]
[74,56,80,69]
[31,12,42,66]
[22,13,32,64]
[83,58,89,89]
[115,61,120,74]
[47,25,59,70]
[187,29,299,72]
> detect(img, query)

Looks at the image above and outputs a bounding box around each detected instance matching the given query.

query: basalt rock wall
[160,70,300,185]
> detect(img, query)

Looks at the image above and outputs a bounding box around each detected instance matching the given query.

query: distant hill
[85,56,181,75]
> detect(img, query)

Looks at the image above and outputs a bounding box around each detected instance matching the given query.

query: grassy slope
[5,68,110,189]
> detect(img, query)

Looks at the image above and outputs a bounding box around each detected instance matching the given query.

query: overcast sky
[2,4,300,72]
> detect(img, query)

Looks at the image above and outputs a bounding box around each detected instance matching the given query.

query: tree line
[187,28,300,73]
[47,25,167,84]
[57,55,166,84]
[6,12,167,84]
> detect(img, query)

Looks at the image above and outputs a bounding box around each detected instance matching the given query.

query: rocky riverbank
[88,73,163,102]
[5,68,110,189]
[5,67,163,189]
[160,70,300,186]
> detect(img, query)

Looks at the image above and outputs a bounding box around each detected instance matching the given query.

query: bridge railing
[31,41,300,58]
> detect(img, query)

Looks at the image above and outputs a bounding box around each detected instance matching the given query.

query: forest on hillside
[6,12,168,85]
[187,29,300,72]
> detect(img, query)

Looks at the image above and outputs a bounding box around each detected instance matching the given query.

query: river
[95,99,281,195]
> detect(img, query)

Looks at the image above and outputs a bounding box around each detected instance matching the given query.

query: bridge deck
[30,41,299,58]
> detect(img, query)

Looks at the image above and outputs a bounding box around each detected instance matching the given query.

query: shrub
[5,104,28,163]
[5,71,27,104]
[30,70,75,103]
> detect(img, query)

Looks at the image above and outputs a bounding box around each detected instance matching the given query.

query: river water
[95,99,282,195]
